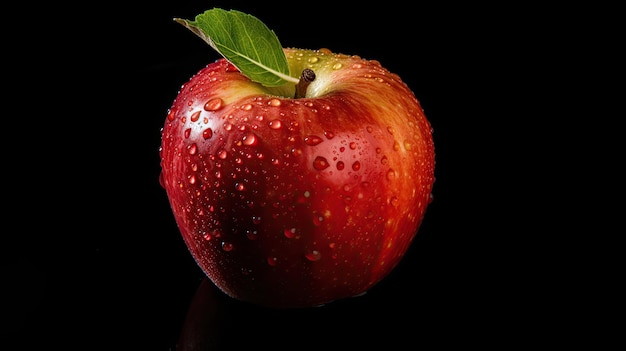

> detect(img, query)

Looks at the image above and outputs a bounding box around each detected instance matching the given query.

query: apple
[159,9,436,308]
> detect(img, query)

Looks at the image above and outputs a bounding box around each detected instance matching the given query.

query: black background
[2,1,615,349]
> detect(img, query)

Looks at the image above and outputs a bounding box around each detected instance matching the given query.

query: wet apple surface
[160,19,436,308]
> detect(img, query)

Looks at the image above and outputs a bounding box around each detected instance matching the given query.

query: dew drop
[235,183,245,191]
[242,103,253,111]
[267,257,278,266]
[204,98,224,111]
[217,149,228,159]
[336,161,345,170]
[246,230,258,240]
[305,250,322,262]
[313,156,330,170]
[252,216,262,224]
[349,142,357,150]
[352,161,361,171]
[268,98,281,107]
[222,242,233,252]
[332,63,343,70]
[304,135,324,146]
[269,120,282,129]
[284,228,297,238]
[188,143,197,155]
[387,169,396,180]
[184,128,191,139]
[202,128,213,139]
[188,174,196,185]
[308,57,319,63]
[243,133,257,146]
[324,131,335,139]
[313,214,324,226]
[190,110,201,122]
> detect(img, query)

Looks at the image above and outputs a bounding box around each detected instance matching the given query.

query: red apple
[159,9,435,308]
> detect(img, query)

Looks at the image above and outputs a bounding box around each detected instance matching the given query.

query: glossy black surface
[2,1,563,349]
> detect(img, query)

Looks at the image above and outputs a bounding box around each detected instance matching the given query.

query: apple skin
[160,48,435,308]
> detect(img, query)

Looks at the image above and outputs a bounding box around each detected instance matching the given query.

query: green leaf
[175,9,299,87]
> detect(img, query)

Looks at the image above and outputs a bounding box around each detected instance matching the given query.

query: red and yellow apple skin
[160,48,435,308]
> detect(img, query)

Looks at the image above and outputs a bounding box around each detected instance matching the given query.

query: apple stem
[295,68,316,98]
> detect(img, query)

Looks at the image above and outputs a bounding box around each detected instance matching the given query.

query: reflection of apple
[176,278,224,350]
[160,9,436,308]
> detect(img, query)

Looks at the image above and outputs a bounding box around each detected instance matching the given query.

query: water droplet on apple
[336,161,345,170]
[246,230,258,240]
[190,110,201,122]
[386,169,396,181]
[284,228,297,238]
[351,161,361,171]
[308,57,319,63]
[222,242,233,251]
[243,133,257,146]
[202,128,213,139]
[158,172,165,188]
[269,120,282,129]
[184,128,191,139]
[319,48,332,54]
[381,156,388,165]
[217,149,228,159]
[267,257,278,266]
[324,131,335,139]
[268,98,281,107]
[242,103,253,111]
[188,175,196,184]
[252,216,262,224]
[235,183,245,191]
[305,250,322,261]
[332,63,343,70]
[313,156,330,170]
[204,97,223,111]
[304,135,323,146]
[313,213,324,226]
[188,143,197,155]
